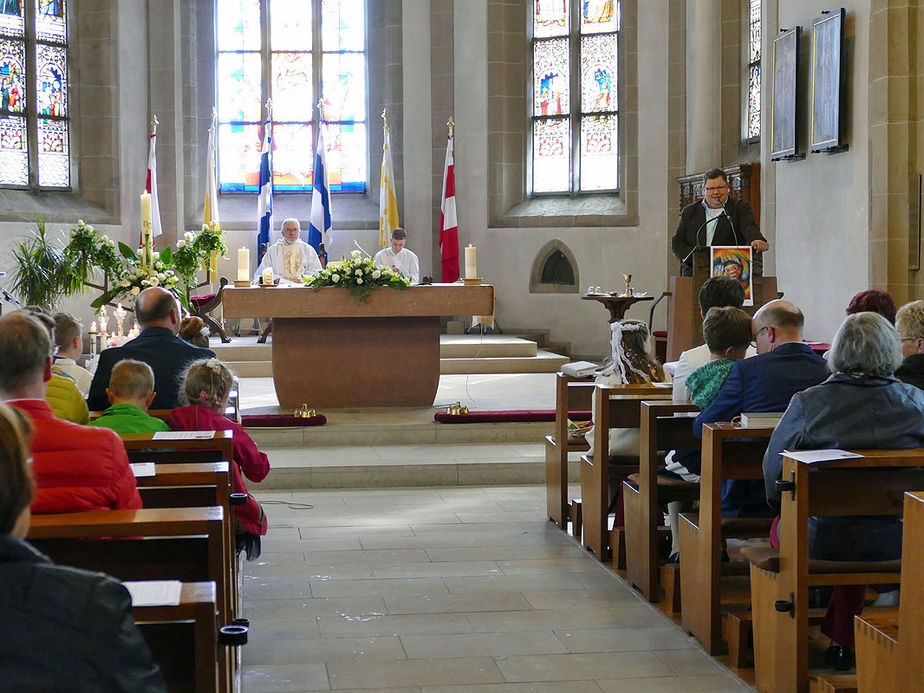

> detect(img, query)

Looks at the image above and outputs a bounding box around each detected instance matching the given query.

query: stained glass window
[0,0,69,188]
[217,0,368,193]
[531,0,619,194]
[746,0,761,140]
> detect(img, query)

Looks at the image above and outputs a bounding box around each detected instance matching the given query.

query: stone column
[685,0,722,172]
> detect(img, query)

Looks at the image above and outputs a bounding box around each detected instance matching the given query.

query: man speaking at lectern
[672,168,769,276]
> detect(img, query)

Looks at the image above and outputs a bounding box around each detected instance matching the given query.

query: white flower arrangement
[303,252,411,301]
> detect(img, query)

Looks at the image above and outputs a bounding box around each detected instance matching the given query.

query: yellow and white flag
[378,110,399,247]
[203,108,219,227]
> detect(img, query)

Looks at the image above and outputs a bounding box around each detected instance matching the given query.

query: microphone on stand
[721,201,741,245]
[353,240,371,258]
[681,211,725,265]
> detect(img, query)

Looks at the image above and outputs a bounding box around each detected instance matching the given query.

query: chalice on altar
[622,274,633,297]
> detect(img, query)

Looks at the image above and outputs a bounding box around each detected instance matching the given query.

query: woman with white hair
[763,311,924,668]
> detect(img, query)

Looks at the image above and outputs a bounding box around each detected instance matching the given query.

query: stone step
[250,443,547,490]
[226,349,567,378]
[439,350,569,374]
[214,335,541,361]
[247,419,552,449]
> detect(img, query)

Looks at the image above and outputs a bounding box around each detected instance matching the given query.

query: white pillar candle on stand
[464,244,477,279]
[140,192,153,268]
[237,248,250,281]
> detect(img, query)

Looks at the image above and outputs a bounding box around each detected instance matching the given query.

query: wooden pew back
[122,430,234,465]
[546,372,595,528]
[625,400,699,601]
[679,422,775,654]
[580,383,672,560]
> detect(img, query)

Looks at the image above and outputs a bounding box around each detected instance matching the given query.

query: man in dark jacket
[87,287,215,410]
[692,299,829,516]
[671,168,770,276]
[895,299,924,390]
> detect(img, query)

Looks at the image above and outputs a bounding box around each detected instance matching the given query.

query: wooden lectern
[666,248,777,361]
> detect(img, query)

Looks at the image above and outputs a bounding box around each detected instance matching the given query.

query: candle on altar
[114,303,127,336]
[99,306,108,335]
[237,248,250,282]
[89,321,97,334]
[140,192,153,268]
[262,267,274,286]
[464,244,477,279]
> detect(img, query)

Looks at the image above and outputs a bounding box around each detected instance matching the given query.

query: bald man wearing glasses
[672,168,769,277]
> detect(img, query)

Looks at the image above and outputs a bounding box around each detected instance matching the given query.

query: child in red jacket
[167,359,269,560]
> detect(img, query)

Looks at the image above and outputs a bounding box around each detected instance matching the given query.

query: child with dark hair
[167,359,269,559]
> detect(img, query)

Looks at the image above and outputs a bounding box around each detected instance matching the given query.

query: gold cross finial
[150,115,159,135]
[265,98,273,119]
[447,116,454,135]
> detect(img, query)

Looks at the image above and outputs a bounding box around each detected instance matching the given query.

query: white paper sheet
[130,462,156,478]
[123,580,182,606]
[782,449,863,464]
[152,431,216,440]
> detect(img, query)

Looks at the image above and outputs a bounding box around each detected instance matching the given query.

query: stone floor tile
[244,635,405,665]
[495,652,674,682]
[551,626,695,653]
[422,684,603,693]
[327,656,506,689]
[384,591,532,615]
[309,577,450,599]
[242,663,330,692]
[595,674,749,692]
[400,631,568,659]
[316,613,475,639]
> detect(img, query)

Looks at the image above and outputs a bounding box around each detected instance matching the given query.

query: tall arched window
[745,0,761,141]
[216,0,367,193]
[0,0,70,189]
[530,0,619,195]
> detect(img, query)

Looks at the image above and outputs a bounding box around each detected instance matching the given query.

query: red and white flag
[145,127,163,237]
[438,127,459,282]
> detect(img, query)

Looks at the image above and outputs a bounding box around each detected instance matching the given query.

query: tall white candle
[464,244,477,279]
[237,248,250,281]
[140,192,153,268]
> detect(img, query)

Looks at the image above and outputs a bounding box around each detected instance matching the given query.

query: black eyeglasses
[750,325,770,348]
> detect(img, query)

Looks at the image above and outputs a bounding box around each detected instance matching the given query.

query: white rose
[100,234,109,243]
[332,274,341,282]
[351,250,362,259]
[141,279,150,286]
[357,278,363,285]
[177,240,185,248]
[372,270,381,279]
[355,269,362,276]
[120,280,130,287]
[109,239,115,247]
[149,277,159,286]
[130,286,140,295]
[155,261,164,270]
[77,219,85,227]
[185,231,195,242]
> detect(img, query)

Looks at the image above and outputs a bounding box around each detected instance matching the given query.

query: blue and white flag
[307,127,332,253]
[256,120,273,261]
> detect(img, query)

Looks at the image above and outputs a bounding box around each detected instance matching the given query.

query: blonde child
[167,359,269,559]
[88,359,171,435]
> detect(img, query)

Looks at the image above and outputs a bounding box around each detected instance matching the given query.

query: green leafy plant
[172,221,227,288]
[10,219,81,309]
[303,249,411,302]
[62,220,123,288]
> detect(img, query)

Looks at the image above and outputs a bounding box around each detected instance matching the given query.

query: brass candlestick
[623,274,633,297]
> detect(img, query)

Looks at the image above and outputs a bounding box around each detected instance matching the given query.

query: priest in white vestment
[254,218,323,284]
[373,227,420,284]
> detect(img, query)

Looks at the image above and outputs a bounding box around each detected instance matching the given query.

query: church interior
[3,0,924,691]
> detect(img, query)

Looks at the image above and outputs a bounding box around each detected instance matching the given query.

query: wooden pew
[623,400,699,604]
[854,492,924,693]
[580,383,672,561]
[678,422,775,655]
[122,430,234,465]
[132,581,220,692]
[854,490,924,693]
[545,372,595,529]
[135,462,231,512]
[28,507,236,692]
[744,451,924,693]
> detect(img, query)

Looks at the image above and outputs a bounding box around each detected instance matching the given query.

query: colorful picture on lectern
[711,246,753,307]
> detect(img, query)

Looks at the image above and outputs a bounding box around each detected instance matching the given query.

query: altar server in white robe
[254,218,323,284]
[373,227,420,284]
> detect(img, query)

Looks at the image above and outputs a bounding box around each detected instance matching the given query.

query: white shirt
[373,247,420,284]
[704,204,724,246]
[254,239,322,284]
[671,342,757,403]
[52,356,93,398]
